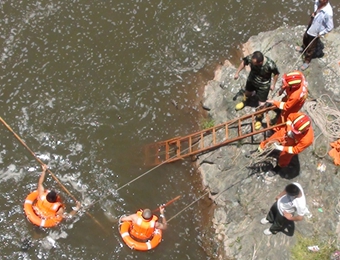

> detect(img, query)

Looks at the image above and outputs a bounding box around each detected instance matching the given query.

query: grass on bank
[291,233,338,260]
[200,116,215,130]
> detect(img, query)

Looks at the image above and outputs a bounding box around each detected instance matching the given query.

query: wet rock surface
[199,25,340,260]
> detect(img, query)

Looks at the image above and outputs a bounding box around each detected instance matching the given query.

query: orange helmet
[282,71,304,90]
[291,114,311,135]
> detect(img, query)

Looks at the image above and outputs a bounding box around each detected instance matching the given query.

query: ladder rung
[225,124,228,140]
[252,114,255,130]
[165,142,170,160]
[212,128,216,144]
[189,136,192,153]
[265,113,270,128]
[200,133,204,149]
[176,140,180,157]
[238,120,241,136]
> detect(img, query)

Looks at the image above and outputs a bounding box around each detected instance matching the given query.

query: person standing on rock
[295,0,334,71]
[261,182,309,235]
[234,51,280,130]
[265,70,308,128]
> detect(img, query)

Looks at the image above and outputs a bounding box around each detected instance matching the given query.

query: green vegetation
[200,117,215,130]
[291,233,338,260]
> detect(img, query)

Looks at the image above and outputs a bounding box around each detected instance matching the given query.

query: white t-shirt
[278,182,307,216]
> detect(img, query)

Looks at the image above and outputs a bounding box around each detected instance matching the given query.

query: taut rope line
[83,145,193,211]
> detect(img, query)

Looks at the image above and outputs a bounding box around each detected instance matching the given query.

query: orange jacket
[281,112,314,155]
[34,191,63,218]
[129,210,158,240]
[260,112,314,155]
[273,75,308,121]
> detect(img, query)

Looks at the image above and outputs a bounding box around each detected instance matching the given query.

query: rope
[291,36,319,70]
[167,191,209,223]
[82,146,193,211]
[305,94,340,141]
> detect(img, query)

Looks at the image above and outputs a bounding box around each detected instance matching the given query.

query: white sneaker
[263,228,273,235]
[261,218,269,224]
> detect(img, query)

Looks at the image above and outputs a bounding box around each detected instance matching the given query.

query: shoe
[235,101,245,111]
[263,228,273,236]
[261,218,269,224]
[265,170,276,177]
[300,62,309,71]
[295,46,303,53]
[255,121,262,130]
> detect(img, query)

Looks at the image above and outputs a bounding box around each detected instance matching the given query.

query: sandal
[300,63,309,71]
[295,46,303,53]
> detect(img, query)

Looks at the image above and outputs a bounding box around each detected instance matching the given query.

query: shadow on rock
[278,155,300,180]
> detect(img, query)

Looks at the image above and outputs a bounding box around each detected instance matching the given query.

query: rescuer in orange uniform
[259,112,314,176]
[34,164,80,219]
[121,207,167,241]
[266,70,308,127]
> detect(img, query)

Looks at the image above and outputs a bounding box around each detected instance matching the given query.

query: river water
[0,0,339,259]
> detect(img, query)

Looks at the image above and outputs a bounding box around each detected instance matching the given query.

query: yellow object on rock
[235,101,245,111]
[255,121,262,130]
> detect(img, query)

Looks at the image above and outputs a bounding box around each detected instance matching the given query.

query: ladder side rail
[165,122,286,163]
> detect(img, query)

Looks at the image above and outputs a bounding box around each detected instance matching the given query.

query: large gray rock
[199,25,340,259]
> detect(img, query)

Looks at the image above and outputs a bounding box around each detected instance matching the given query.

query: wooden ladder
[144,106,285,166]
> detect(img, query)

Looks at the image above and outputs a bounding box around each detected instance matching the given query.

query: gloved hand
[287,131,294,138]
[273,142,284,151]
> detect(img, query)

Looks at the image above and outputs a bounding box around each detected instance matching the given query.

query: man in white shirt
[260,182,309,235]
[295,0,334,71]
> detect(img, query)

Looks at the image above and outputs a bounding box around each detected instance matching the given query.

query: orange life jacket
[129,210,158,241]
[34,190,63,219]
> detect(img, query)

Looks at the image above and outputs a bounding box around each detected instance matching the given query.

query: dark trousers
[266,201,292,234]
[302,32,321,63]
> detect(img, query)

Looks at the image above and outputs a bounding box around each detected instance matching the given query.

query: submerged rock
[198,25,340,260]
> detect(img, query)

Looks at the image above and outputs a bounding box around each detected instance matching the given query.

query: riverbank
[198,25,340,259]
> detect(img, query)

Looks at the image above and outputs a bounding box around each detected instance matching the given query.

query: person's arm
[63,201,81,218]
[320,13,334,35]
[283,211,304,221]
[155,206,167,230]
[121,213,137,223]
[275,190,286,201]
[234,60,246,80]
[270,73,279,91]
[37,164,48,197]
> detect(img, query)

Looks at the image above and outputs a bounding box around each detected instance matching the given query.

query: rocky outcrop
[199,25,340,260]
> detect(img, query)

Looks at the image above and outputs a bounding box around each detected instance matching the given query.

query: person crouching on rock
[261,182,309,236]
[257,112,314,177]
[121,207,167,241]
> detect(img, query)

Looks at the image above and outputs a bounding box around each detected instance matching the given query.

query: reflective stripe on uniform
[288,147,294,154]
[25,200,33,204]
[279,102,285,110]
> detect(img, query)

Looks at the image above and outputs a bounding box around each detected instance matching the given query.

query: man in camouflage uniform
[234,51,280,130]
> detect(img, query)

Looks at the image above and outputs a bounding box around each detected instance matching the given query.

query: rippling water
[0,0,339,259]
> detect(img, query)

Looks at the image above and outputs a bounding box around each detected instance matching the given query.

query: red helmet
[282,71,304,90]
[291,114,311,135]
